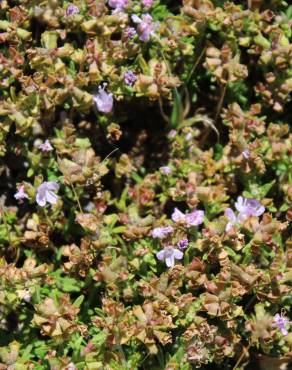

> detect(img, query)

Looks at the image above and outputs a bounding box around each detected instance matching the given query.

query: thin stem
[114,330,127,366]
[0,203,12,246]
[186,46,207,84]
[158,97,170,123]
[232,342,251,370]
[71,183,83,214]
[56,153,83,213]
[101,147,118,164]
[215,82,227,123]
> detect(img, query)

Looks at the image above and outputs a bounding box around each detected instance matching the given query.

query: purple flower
[177,238,188,250]
[109,0,128,11]
[124,70,137,86]
[131,14,158,42]
[151,225,173,239]
[171,207,186,223]
[160,166,172,175]
[125,27,137,39]
[235,196,265,221]
[142,0,153,8]
[172,208,204,227]
[93,84,113,114]
[185,210,204,227]
[66,4,80,15]
[36,181,59,207]
[272,313,290,336]
[156,246,183,268]
[224,208,237,232]
[14,185,29,202]
[242,149,250,159]
[38,139,53,152]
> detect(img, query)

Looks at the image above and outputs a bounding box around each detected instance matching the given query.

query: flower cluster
[172,208,204,227]
[0,0,291,369]
[225,196,265,232]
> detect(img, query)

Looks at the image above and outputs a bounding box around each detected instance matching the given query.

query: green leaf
[73,295,84,307]
[171,89,182,127]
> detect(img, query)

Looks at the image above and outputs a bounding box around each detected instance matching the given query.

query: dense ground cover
[0,0,291,369]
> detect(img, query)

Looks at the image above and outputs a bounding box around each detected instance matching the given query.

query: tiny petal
[242,149,250,159]
[171,208,185,223]
[235,196,265,220]
[132,13,158,42]
[46,182,59,192]
[156,250,165,261]
[36,193,46,207]
[131,14,142,23]
[93,85,114,114]
[225,208,237,230]
[38,139,53,152]
[142,0,153,8]
[36,181,59,207]
[125,27,137,39]
[254,204,265,217]
[185,210,204,227]
[177,238,188,249]
[173,248,183,260]
[185,132,192,141]
[165,255,175,268]
[151,225,173,239]
[235,196,245,213]
[225,208,237,223]
[46,190,58,204]
[273,313,290,336]
[109,0,128,10]
[67,363,77,370]
[281,327,288,336]
[124,70,137,86]
[14,185,29,201]
[225,222,234,232]
[160,166,172,175]
[168,130,177,138]
[156,246,184,268]
[66,4,80,15]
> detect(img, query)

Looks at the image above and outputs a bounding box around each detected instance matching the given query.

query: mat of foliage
[0,0,291,369]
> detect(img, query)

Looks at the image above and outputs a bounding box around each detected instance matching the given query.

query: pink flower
[66,363,77,370]
[14,185,29,202]
[151,225,173,239]
[142,0,153,8]
[36,181,59,207]
[160,166,172,175]
[171,207,185,223]
[185,210,204,227]
[38,139,53,152]
[185,132,193,141]
[93,84,113,114]
[168,130,177,138]
[156,246,183,268]
[235,196,265,221]
[131,14,158,42]
[109,0,128,11]
[224,208,237,232]
[272,313,290,336]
